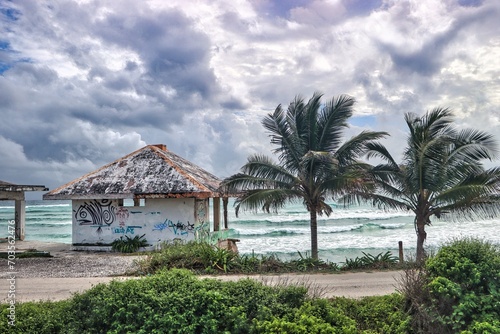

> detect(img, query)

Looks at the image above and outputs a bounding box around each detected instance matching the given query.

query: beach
[1,240,402,302]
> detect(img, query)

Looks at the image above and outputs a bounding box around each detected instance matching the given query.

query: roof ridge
[150,145,215,193]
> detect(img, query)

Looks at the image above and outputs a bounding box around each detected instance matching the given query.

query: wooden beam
[213,197,220,232]
[223,197,229,229]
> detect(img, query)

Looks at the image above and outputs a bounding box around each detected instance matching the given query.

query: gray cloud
[0,0,499,197]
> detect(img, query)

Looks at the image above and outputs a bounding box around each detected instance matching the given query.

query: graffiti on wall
[113,225,142,234]
[153,219,195,236]
[116,207,129,226]
[74,199,117,227]
[73,198,209,244]
[194,199,209,240]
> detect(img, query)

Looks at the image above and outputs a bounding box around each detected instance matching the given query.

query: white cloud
[1,0,500,198]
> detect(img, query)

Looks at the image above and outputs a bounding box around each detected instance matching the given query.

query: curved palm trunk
[415,220,427,263]
[310,210,318,260]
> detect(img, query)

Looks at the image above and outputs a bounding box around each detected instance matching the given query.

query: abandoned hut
[43,144,228,250]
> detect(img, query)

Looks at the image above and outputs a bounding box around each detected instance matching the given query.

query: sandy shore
[1,241,403,302]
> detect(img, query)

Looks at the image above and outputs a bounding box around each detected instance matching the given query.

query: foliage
[359,108,500,262]
[342,251,399,271]
[0,250,52,258]
[253,294,411,334]
[425,238,500,333]
[136,240,238,274]
[1,269,412,334]
[111,233,149,253]
[136,240,401,275]
[0,300,71,334]
[222,92,387,259]
[399,237,500,333]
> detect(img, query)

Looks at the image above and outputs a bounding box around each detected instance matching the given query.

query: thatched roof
[43,144,221,200]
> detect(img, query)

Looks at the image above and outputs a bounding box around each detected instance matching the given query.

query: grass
[133,240,406,275]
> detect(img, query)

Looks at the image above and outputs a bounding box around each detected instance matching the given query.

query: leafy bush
[336,294,412,333]
[111,233,149,253]
[0,300,70,334]
[57,269,308,333]
[399,237,500,333]
[252,295,411,334]
[1,269,412,333]
[425,237,500,333]
[342,251,399,271]
[138,240,399,275]
[136,240,239,274]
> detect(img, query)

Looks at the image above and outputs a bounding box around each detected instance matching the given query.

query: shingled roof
[43,144,221,200]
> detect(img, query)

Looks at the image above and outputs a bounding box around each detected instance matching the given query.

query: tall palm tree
[356,108,500,262]
[222,92,388,260]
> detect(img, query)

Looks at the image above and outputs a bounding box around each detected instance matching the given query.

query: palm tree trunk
[310,210,318,260]
[415,220,427,263]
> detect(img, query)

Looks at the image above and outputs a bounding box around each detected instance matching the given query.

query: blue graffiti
[153,218,195,236]
[153,222,168,231]
[112,225,142,234]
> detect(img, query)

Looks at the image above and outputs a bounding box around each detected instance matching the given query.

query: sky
[1,0,500,199]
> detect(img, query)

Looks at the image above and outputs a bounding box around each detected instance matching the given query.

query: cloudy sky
[1,0,499,198]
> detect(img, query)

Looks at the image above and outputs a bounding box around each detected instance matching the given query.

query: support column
[223,197,229,229]
[213,197,220,232]
[15,196,26,241]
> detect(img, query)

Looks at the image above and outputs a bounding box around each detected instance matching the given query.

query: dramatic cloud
[1,0,500,198]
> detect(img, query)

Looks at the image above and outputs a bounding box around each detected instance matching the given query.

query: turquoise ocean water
[1,200,499,263]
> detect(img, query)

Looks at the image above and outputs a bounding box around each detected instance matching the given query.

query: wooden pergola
[0,180,48,240]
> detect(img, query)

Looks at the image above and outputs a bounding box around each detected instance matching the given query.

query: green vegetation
[0,249,52,258]
[360,108,500,262]
[223,92,388,259]
[111,233,149,253]
[135,240,401,275]
[341,251,399,271]
[2,237,499,333]
[399,237,500,333]
[0,269,411,333]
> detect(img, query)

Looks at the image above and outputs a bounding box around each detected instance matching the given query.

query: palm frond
[234,188,302,216]
[335,130,388,166]
[316,94,355,152]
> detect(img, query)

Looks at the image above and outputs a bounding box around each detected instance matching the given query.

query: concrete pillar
[15,197,26,241]
[213,197,220,232]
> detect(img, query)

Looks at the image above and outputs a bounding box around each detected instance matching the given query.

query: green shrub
[63,269,311,333]
[342,251,399,271]
[400,237,500,333]
[425,238,500,332]
[1,269,412,333]
[335,294,412,333]
[0,300,70,334]
[111,233,149,253]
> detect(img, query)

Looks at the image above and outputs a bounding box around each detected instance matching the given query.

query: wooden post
[223,197,228,229]
[15,198,26,241]
[213,197,220,232]
[398,241,404,263]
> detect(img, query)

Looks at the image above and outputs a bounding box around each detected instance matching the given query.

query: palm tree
[222,92,388,260]
[356,108,500,262]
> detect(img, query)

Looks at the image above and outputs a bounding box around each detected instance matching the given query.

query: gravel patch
[1,253,144,278]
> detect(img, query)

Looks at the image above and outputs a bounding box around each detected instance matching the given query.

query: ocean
[1,200,499,264]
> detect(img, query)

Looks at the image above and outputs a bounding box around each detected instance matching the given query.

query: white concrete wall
[72,198,210,246]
